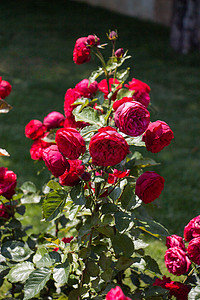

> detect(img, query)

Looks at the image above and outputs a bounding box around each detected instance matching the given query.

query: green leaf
[101,269,113,283]
[97,225,115,237]
[33,247,48,264]
[114,211,131,232]
[36,252,60,268]
[188,286,200,300]
[112,233,134,257]
[7,262,34,283]
[94,176,105,183]
[47,180,62,190]
[1,241,33,262]
[81,150,91,164]
[120,183,139,210]
[42,190,66,221]
[99,253,112,271]
[20,181,37,194]
[23,267,51,300]
[125,135,145,147]
[115,256,135,271]
[109,187,121,201]
[89,67,104,83]
[5,218,22,229]
[70,184,86,206]
[86,261,100,277]
[138,219,170,238]
[104,102,113,124]
[144,255,161,275]
[53,260,70,285]
[116,68,130,82]
[0,99,12,113]
[101,203,118,214]
[133,239,149,250]
[74,106,100,125]
[21,193,41,204]
[116,88,134,100]
[16,205,26,215]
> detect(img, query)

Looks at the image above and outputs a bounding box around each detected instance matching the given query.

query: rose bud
[42,145,70,178]
[166,235,186,251]
[25,119,46,140]
[81,171,91,182]
[115,48,124,58]
[30,133,53,160]
[0,77,12,99]
[184,215,200,242]
[86,34,100,47]
[114,97,150,137]
[0,167,17,200]
[125,78,151,107]
[59,159,85,186]
[106,286,131,300]
[55,128,86,160]
[0,204,12,221]
[108,169,130,184]
[73,37,91,65]
[43,111,65,130]
[135,171,165,204]
[89,126,129,167]
[164,247,191,276]
[98,78,122,101]
[142,120,174,153]
[75,79,98,98]
[187,237,200,265]
[108,30,118,41]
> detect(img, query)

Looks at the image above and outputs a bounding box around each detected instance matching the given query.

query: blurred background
[0,0,200,270]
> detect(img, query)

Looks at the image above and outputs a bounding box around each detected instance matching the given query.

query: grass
[0,0,200,286]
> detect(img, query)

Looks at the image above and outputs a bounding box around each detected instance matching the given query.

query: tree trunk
[170,0,200,53]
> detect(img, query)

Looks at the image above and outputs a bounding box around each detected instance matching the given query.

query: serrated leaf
[144,255,161,275]
[1,241,33,262]
[138,220,170,238]
[23,267,51,300]
[116,68,130,82]
[120,183,139,210]
[47,180,62,191]
[70,184,86,206]
[53,260,70,285]
[36,252,60,268]
[42,190,66,221]
[74,106,100,125]
[33,248,48,264]
[112,233,134,257]
[0,99,12,113]
[89,67,104,83]
[7,262,34,283]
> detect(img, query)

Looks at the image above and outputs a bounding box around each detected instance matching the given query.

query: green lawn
[0,0,200,282]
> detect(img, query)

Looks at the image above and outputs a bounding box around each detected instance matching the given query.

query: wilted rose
[187,237,200,265]
[0,167,17,199]
[0,77,12,99]
[166,235,186,251]
[106,286,131,300]
[164,246,191,276]
[114,98,150,137]
[55,127,86,159]
[73,37,91,65]
[142,120,174,153]
[135,171,165,204]
[43,111,65,130]
[59,159,85,186]
[42,145,70,178]
[25,119,46,140]
[89,127,129,167]
[75,79,98,98]
[184,215,200,242]
[125,78,151,107]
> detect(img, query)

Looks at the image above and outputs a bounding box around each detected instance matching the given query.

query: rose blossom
[98,78,122,100]
[89,126,129,167]
[108,169,130,184]
[0,77,12,99]
[43,111,65,130]
[184,215,200,242]
[125,78,151,107]
[55,128,86,160]
[142,120,174,153]
[73,37,91,65]
[187,237,200,265]
[166,235,186,251]
[106,286,131,300]
[114,98,150,137]
[42,145,70,178]
[135,171,165,204]
[164,247,191,276]
[75,79,98,98]
[59,159,85,186]
[30,133,53,160]
[25,119,46,140]
[0,167,17,199]
[0,204,12,221]
[62,236,73,244]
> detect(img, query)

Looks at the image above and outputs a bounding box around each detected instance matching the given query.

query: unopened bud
[115,48,124,58]
[108,30,118,41]
[81,171,91,182]
[87,35,100,47]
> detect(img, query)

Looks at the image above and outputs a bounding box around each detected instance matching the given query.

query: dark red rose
[86,34,100,47]
[61,236,73,244]
[81,172,91,182]
[75,79,98,98]
[0,77,12,99]
[59,159,85,186]
[115,48,124,58]
[187,237,200,265]
[166,235,186,251]
[135,171,165,204]
[184,215,200,242]
[42,145,70,178]
[125,78,151,107]
[89,126,129,167]
[73,37,91,65]
[114,98,150,137]
[142,120,174,153]
[64,88,81,118]
[106,286,131,300]
[108,169,130,184]
[25,119,46,140]
[43,111,65,130]
[98,78,122,101]
[164,246,191,276]
[30,133,53,160]
[0,204,12,221]
[0,167,17,199]
[55,128,86,160]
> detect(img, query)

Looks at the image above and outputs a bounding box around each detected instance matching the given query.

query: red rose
[98,78,122,100]
[0,167,17,199]
[25,119,46,140]
[59,159,85,186]
[89,127,129,167]
[43,111,65,130]
[0,77,12,99]
[106,286,131,300]
[164,247,191,276]
[135,171,165,204]
[30,133,53,160]
[73,37,91,65]
[184,215,200,242]
[55,128,86,160]
[142,120,174,153]
[125,78,151,107]
[75,79,98,98]
[114,98,150,137]
[187,237,200,265]
[86,34,100,47]
[61,236,73,244]
[0,204,12,221]
[42,145,70,178]
[108,169,130,184]
[166,235,186,251]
